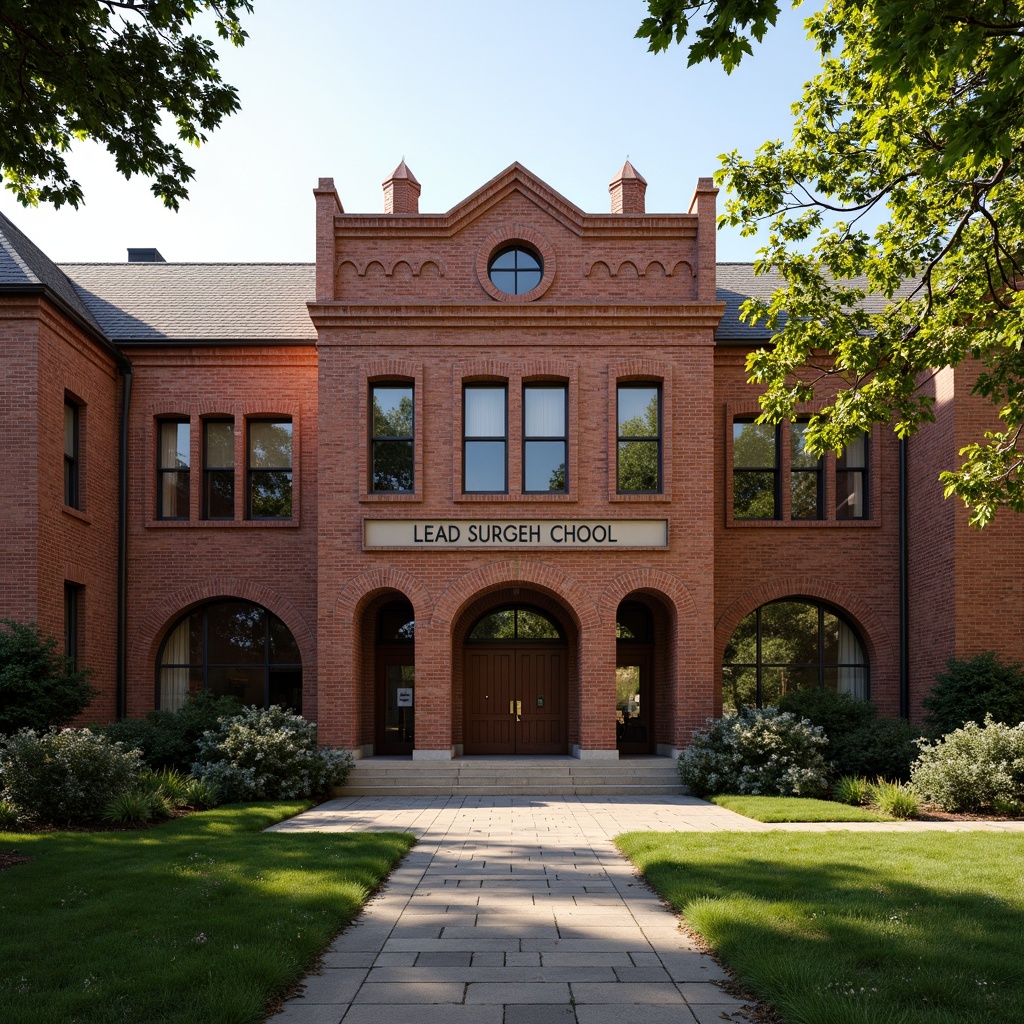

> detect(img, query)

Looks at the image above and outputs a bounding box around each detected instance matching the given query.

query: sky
[4,1,823,264]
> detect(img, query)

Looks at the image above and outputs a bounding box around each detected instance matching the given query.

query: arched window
[157,600,302,712]
[468,606,563,641]
[722,599,867,711]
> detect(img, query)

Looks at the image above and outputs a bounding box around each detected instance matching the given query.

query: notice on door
[395,688,413,707]
[364,519,667,549]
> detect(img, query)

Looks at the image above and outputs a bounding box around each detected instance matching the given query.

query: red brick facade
[2,161,1022,757]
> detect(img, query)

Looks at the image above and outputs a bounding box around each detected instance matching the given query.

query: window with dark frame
[157,419,190,519]
[488,245,543,295]
[790,420,823,520]
[837,432,868,519]
[203,419,234,519]
[64,582,81,669]
[463,385,507,493]
[617,383,661,493]
[64,400,79,508]
[371,383,414,492]
[523,384,567,493]
[247,419,293,519]
[733,419,780,519]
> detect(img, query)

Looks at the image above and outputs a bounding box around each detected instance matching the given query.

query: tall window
[247,419,292,518]
[203,419,234,519]
[463,385,507,493]
[64,583,81,670]
[157,599,302,712]
[790,420,823,520]
[371,384,414,492]
[733,420,779,519]
[722,599,868,711]
[617,383,661,492]
[837,433,868,519]
[157,419,190,519]
[64,400,79,508]
[523,384,567,492]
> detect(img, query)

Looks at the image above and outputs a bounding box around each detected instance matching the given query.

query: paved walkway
[267,795,1024,1024]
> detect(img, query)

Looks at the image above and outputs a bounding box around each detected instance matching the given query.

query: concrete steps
[336,755,684,797]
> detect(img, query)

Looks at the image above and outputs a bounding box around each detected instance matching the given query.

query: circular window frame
[476,226,556,303]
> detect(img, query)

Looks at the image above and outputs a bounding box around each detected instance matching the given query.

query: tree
[1,0,251,210]
[0,619,96,734]
[638,0,1024,525]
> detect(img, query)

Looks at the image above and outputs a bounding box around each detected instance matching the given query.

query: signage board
[364,519,668,549]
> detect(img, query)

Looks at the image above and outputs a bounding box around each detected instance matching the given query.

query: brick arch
[715,577,895,672]
[600,568,698,625]
[134,578,315,672]
[432,560,599,636]
[333,567,434,626]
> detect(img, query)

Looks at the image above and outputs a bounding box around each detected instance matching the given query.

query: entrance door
[376,653,415,755]
[464,644,566,754]
[616,651,652,754]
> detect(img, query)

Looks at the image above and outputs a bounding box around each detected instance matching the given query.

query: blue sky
[5,1,821,263]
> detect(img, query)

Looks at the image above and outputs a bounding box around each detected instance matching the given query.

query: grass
[616,831,1024,1024]
[0,803,415,1024]
[711,794,892,822]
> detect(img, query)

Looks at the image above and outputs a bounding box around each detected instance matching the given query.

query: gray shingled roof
[0,211,106,336]
[58,262,317,343]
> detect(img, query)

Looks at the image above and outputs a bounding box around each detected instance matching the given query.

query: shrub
[0,620,96,734]
[102,790,154,824]
[778,688,918,780]
[678,707,830,798]
[0,728,145,825]
[911,716,1024,813]
[191,706,352,802]
[0,799,20,830]
[923,652,1024,736]
[101,692,242,771]
[833,775,871,806]
[868,778,920,819]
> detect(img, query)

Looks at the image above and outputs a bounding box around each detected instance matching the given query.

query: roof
[58,262,317,343]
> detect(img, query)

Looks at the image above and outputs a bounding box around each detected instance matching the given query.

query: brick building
[1,161,1020,759]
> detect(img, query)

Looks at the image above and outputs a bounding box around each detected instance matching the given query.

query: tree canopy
[639,0,1024,525]
[0,0,251,210]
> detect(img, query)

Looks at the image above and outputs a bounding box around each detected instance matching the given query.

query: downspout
[116,360,133,720]
[898,437,909,719]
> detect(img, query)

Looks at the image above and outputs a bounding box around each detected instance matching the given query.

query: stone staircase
[336,755,684,798]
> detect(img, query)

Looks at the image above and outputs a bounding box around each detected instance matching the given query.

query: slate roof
[58,262,317,343]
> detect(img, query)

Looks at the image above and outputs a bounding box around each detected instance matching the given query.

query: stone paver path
[267,795,1024,1024]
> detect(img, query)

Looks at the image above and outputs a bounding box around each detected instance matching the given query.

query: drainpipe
[116,361,133,720]
[898,438,909,719]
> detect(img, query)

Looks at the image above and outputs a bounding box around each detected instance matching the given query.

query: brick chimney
[383,159,421,214]
[609,160,647,214]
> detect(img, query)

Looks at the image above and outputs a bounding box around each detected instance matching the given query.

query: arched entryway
[462,605,568,754]
[616,601,654,754]
[374,599,415,754]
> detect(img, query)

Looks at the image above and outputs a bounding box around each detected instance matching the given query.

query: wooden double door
[463,644,567,754]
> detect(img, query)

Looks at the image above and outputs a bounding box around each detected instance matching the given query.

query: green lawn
[711,794,892,822]
[617,831,1024,1024]
[0,804,415,1024]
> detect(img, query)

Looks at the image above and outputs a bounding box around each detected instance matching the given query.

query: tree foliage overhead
[639,0,1024,525]
[0,0,252,210]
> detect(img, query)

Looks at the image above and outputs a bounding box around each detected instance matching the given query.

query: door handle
[516,700,522,721]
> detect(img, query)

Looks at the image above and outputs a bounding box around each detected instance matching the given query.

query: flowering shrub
[191,706,352,802]
[0,728,144,824]
[911,716,1024,812]
[678,707,830,797]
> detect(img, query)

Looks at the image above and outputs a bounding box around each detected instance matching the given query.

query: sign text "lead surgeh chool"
[363,519,668,549]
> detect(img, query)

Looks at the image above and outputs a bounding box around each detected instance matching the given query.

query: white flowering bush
[679,707,830,797]
[191,706,352,802]
[0,727,145,824]
[911,716,1024,812]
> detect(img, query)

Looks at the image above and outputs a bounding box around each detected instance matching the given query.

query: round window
[488,245,543,296]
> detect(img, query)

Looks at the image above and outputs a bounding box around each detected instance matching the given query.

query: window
[463,385,507,493]
[837,432,868,519]
[157,419,190,519]
[64,400,79,508]
[468,606,562,641]
[617,384,661,492]
[64,583,81,669]
[247,419,292,518]
[203,419,235,519]
[722,599,868,711]
[733,419,779,519]
[790,420,822,520]
[371,384,414,492]
[523,384,567,492]
[488,246,542,295]
[157,599,302,712]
